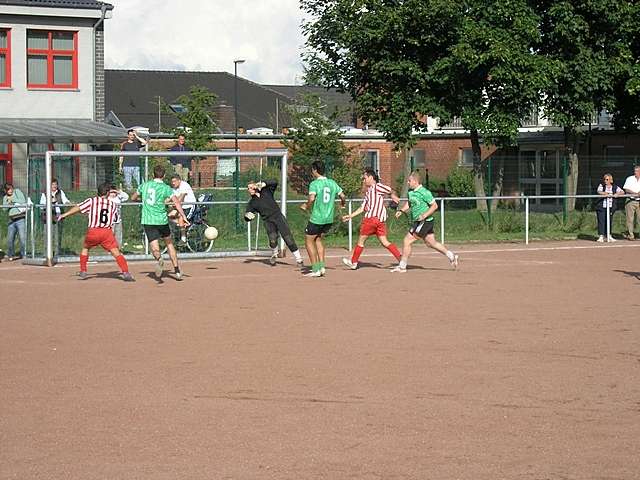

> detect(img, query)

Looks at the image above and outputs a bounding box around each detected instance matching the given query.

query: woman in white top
[39,178,70,255]
[595,173,624,242]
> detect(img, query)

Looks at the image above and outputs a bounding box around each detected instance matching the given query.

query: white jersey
[173,180,196,206]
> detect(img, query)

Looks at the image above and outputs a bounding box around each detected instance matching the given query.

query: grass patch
[0,189,629,256]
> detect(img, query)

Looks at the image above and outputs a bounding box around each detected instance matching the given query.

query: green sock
[319,261,325,270]
[312,262,320,272]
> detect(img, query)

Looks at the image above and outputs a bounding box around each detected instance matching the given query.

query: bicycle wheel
[186,222,214,253]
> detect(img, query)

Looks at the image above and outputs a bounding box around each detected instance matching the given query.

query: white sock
[292,249,302,261]
[399,260,407,269]
[446,250,455,261]
[272,247,279,256]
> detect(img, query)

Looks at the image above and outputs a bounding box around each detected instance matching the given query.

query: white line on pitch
[326,242,640,259]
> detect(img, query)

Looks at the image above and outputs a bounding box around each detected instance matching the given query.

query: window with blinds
[27,30,77,89]
[0,29,10,87]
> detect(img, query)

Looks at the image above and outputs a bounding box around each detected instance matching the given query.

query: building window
[0,144,11,184]
[460,148,474,167]
[361,150,379,172]
[0,29,10,87]
[27,30,78,89]
[603,146,624,167]
[518,149,563,208]
[410,149,426,170]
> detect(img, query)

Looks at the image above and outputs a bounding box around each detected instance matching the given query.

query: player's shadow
[405,264,450,271]
[140,271,184,283]
[243,258,287,266]
[74,271,123,280]
[356,261,386,269]
[614,269,640,283]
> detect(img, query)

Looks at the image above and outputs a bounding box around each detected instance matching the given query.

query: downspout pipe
[93,5,108,121]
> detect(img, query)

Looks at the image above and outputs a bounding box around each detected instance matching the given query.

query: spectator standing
[120,129,147,188]
[595,173,624,242]
[168,134,191,181]
[623,165,640,240]
[2,183,27,261]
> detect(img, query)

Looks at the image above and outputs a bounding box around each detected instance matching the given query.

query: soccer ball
[204,226,218,241]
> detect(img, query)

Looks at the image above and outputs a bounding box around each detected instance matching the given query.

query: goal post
[41,149,289,266]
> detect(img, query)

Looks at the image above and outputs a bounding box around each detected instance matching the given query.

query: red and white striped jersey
[363,182,392,222]
[78,196,118,228]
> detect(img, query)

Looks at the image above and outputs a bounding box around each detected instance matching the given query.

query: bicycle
[162,193,215,254]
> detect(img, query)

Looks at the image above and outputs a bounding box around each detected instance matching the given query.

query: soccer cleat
[342,258,358,270]
[78,271,88,280]
[175,269,183,281]
[155,257,164,278]
[296,259,304,268]
[269,254,277,266]
[607,236,617,242]
[304,270,323,277]
[390,265,407,273]
[450,254,459,269]
[597,235,605,243]
[122,272,135,282]
[320,267,326,276]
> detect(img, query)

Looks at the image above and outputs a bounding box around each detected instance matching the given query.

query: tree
[608,1,640,132]
[302,0,546,209]
[165,85,218,151]
[534,0,636,209]
[281,93,355,193]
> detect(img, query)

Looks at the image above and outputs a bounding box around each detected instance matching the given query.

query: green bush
[240,164,283,187]
[332,161,364,198]
[562,208,590,232]
[446,166,474,197]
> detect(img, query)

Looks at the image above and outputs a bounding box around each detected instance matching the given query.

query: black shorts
[409,219,434,239]
[143,224,171,242]
[305,222,332,237]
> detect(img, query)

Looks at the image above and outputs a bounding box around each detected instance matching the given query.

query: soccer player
[245,179,304,267]
[57,182,134,281]
[391,170,459,273]
[341,168,402,269]
[130,165,189,280]
[300,160,346,277]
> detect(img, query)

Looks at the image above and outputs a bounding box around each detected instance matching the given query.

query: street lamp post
[234,59,245,231]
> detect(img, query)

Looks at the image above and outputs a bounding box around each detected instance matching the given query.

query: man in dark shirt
[245,179,303,267]
[119,129,147,188]
[168,134,192,181]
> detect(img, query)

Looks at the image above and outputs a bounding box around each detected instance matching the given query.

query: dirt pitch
[1,240,639,480]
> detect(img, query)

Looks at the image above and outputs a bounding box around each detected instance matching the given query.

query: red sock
[115,254,129,273]
[386,243,402,261]
[80,254,88,272]
[351,245,364,263]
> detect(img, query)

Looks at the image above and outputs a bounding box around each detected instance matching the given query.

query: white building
[0,0,124,194]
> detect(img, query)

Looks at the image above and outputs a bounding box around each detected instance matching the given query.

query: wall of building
[0,14,97,119]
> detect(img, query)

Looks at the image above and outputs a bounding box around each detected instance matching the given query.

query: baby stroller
[165,193,215,253]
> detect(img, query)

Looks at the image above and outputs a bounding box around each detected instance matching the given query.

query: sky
[104,0,307,85]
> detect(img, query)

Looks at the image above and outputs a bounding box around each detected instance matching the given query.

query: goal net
[27,149,289,266]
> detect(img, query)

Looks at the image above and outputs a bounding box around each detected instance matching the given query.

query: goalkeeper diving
[245,179,304,267]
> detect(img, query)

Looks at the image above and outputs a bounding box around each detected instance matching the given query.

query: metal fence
[2,192,636,265]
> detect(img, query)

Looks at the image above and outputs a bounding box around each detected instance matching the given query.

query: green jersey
[408,185,435,222]
[138,179,174,225]
[309,176,343,225]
